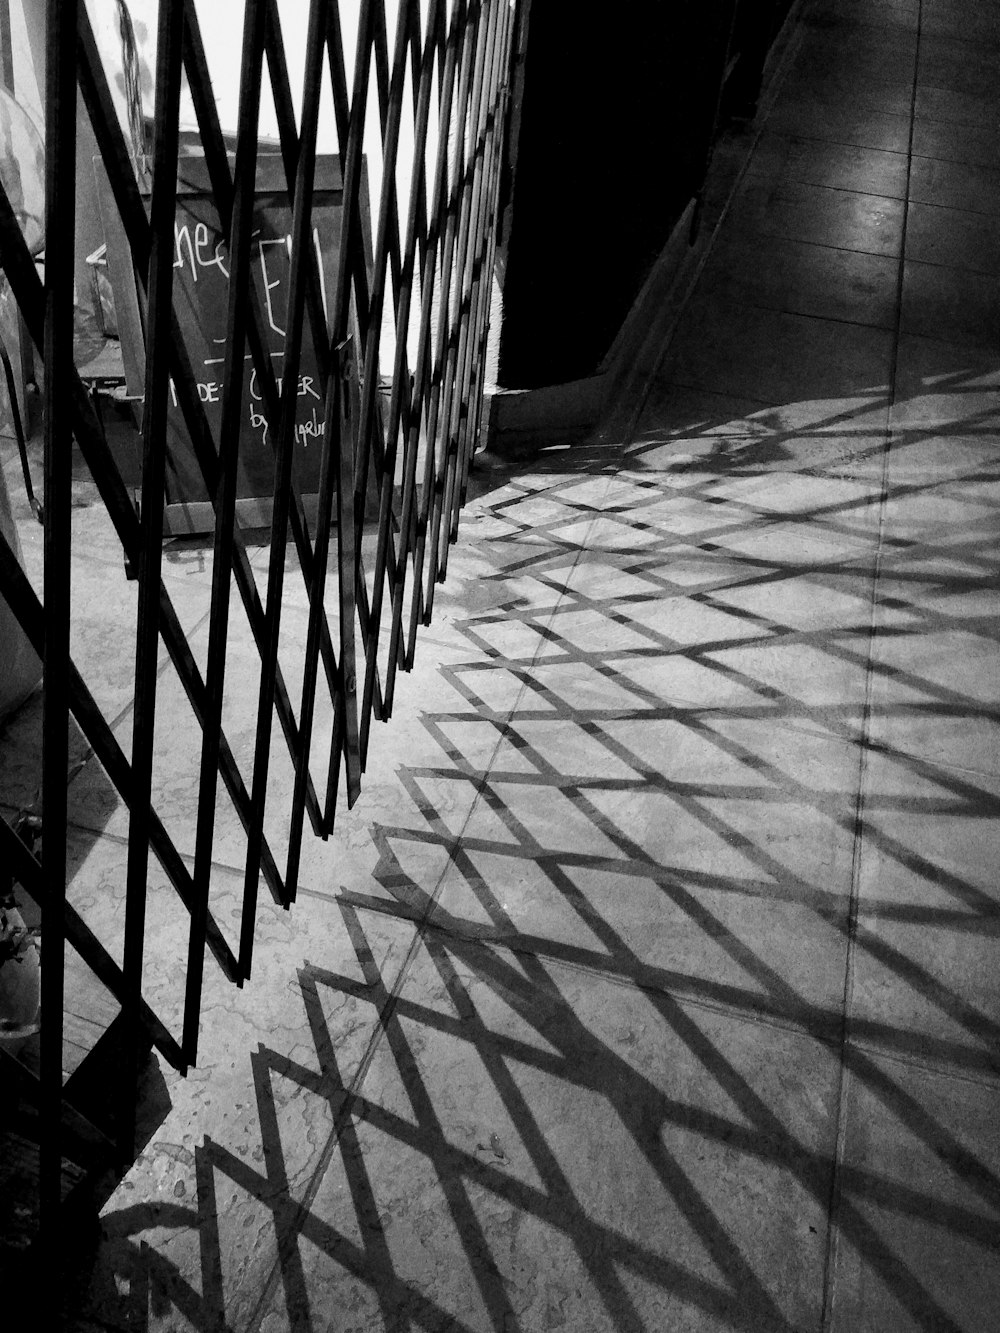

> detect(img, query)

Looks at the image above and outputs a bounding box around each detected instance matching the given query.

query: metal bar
[79,3,326,876]
[364,0,446,723]
[405,0,431,281]
[347,0,408,652]
[323,0,388,740]
[261,0,334,385]
[417,0,483,632]
[39,0,77,1236]
[183,0,267,1065]
[0,172,285,920]
[241,0,330,978]
[0,0,14,90]
[460,168,505,503]
[75,6,290,905]
[450,0,510,526]
[352,0,417,763]
[404,0,470,665]
[0,1,518,1222]
[0,812,185,1073]
[178,5,328,852]
[438,0,501,581]
[256,0,343,914]
[316,0,377,837]
[121,0,185,1158]
[288,342,353,893]
[86,0,328,900]
[182,1,347,849]
[385,0,456,681]
[442,0,503,550]
[0,528,239,981]
[334,341,362,801]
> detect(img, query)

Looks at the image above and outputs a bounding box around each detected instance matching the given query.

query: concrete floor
[2,0,999,1327]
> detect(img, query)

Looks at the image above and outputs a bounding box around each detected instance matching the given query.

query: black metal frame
[0,0,517,1251]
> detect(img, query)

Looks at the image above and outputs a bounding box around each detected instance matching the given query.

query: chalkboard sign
[95,153,366,532]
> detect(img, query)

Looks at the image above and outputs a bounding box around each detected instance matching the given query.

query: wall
[496,0,791,390]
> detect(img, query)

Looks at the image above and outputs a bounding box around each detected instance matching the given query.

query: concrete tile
[249,938,841,1332]
[444,659,537,716]
[628,430,887,479]
[629,383,891,480]
[884,431,1000,477]
[538,513,663,552]
[550,473,641,510]
[802,0,919,37]
[64,589,491,913]
[904,201,1000,275]
[422,712,859,1023]
[728,176,906,255]
[707,511,878,563]
[608,648,802,714]
[460,613,565,663]
[631,384,783,446]
[917,33,1000,101]
[500,715,642,782]
[662,299,895,408]
[900,260,1000,348]
[828,1053,1000,1331]
[747,135,910,200]
[850,746,1000,1067]
[866,709,1000,787]
[708,565,875,632]
[697,640,870,728]
[889,333,1000,430]
[763,101,912,154]
[909,155,1000,216]
[877,467,1000,530]
[723,469,878,516]
[517,656,656,714]
[799,10,920,43]
[919,0,1000,48]
[882,547,1000,602]
[794,34,917,88]
[612,593,780,646]
[0,691,93,821]
[540,604,663,655]
[699,234,899,329]
[15,507,214,732]
[910,118,1000,172]
[779,68,916,118]
[868,624,1000,708]
[535,557,665,601]
[914,83,1000,128]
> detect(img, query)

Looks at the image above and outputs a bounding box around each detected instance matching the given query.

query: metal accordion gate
[0,0,518,1250]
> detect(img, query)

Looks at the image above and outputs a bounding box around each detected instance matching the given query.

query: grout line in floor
[819,0,926,1326]
[755,130,913,158]
[686,295,902,336]
[743,173,912,203]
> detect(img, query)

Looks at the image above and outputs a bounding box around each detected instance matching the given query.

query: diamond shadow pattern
[75,355,1000,1329]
